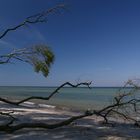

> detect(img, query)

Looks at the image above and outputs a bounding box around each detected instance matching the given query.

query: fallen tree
[0,4,140,133]
[0,80,140,133]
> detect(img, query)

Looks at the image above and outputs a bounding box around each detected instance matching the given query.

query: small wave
[23,101,56,109]
[24,101,35,105]
[38,104,55,108]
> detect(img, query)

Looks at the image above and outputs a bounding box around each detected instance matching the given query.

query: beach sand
[0,101,140,140]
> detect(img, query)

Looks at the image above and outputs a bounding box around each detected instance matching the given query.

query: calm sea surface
[0,86,139,110]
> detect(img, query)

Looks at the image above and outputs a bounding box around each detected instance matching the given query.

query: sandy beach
[1,0,140,139]
[0,102,139,140]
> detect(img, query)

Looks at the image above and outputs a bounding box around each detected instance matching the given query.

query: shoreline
[0,101,140,139]
[0,86,126,111]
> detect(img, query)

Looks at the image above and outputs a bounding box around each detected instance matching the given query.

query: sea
[0,86,139,110]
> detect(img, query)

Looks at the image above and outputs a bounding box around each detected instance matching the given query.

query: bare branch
[0,44,55,77]
[0,112,91,133]
[0,82,92,105]
[0,80,140,133]
[0,4,65,39]
[0,82,92,133]
[0,111,16,126]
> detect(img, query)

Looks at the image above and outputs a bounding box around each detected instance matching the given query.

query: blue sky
[0,0,140,86]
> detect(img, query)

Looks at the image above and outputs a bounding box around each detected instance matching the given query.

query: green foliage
[0,4,65,78]
[0,44,54,77]
[27,45,54,77]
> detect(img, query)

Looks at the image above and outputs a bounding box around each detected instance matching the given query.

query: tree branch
[0,81,140,133]
[0,111,16,126]
[0,4,65,39]
[0,112,91,133]
[0,44,55,77]
[0,82,92,105]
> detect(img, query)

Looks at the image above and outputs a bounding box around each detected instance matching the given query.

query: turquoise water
[0,86,138,110]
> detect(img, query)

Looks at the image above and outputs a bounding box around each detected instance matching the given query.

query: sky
[0,0,140,86]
